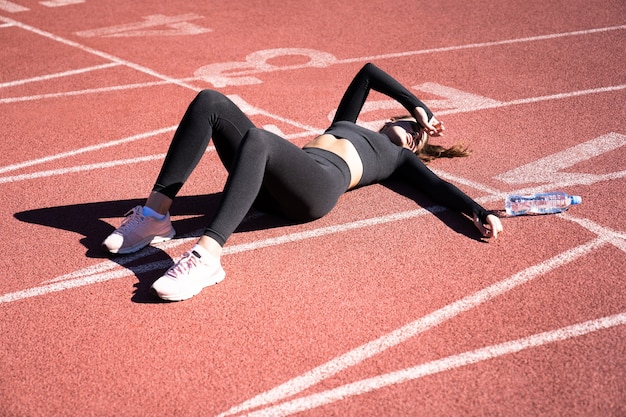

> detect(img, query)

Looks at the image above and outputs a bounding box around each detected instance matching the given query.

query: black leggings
[153,90,351,246]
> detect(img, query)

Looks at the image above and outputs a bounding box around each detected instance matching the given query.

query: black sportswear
[152,64,490,246]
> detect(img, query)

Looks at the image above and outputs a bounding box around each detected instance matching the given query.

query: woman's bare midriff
[303,134,363,189]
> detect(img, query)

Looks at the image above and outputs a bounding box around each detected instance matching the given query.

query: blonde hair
[384,116,471,163]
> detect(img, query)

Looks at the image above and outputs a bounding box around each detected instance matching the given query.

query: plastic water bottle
[505,191,582,216]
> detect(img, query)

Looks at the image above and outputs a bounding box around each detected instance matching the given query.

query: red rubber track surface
[1,0,625,416]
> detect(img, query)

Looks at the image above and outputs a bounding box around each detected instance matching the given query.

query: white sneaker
[151,250,225,301]
[102,206,175,254]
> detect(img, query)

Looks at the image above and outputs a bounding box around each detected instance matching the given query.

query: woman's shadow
[14,193,295,303]
[14,185,502,303]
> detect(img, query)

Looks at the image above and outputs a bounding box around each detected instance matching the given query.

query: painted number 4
[75,14,211,37]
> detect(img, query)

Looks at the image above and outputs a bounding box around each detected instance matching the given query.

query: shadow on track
[14,193,295,303]
[14,183,501,302]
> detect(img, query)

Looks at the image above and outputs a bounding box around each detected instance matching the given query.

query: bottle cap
[571,195,582,205]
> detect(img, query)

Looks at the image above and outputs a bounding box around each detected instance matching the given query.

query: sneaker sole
[151,269,226,302]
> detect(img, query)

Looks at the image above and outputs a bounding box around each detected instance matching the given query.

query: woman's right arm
[396,149,502,238]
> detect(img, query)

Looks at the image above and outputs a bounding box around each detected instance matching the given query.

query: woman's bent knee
[193,89,227,108]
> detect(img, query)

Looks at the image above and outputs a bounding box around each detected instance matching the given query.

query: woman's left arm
[333,63,434,126]
[473,213,503,239]
[396,150,502,238]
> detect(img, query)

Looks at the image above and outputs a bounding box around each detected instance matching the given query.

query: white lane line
[0,15,199,91]
[431,168,507,197]
[0,79,181,104]
[355,24,626,64]
[0,141,283,184]
[0,63,121,89]
[559,213,626,253]
[0,136,308,185]
[216,237,606,417]
[16,193,501,289]
[0,1,28,12]
[0,126,177,175]
[0,90,319,183]
[243,312,626,417]
[0,260,173,303]
[0,153,167,184]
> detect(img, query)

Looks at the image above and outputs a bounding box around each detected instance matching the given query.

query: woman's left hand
[413,107,445,136]
[473,213,503,239]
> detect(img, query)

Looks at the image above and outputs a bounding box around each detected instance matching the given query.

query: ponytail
[418,142,472,163]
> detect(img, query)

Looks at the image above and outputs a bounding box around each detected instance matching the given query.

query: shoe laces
[117,206,146,231]
[166,252,200,279]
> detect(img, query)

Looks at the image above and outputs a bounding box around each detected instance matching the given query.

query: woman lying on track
[103,63,503,301]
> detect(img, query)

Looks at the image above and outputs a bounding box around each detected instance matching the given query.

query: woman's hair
[383,116,472,163]
[419,141,472,163]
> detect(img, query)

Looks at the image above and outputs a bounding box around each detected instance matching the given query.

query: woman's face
[381,119,427,152]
